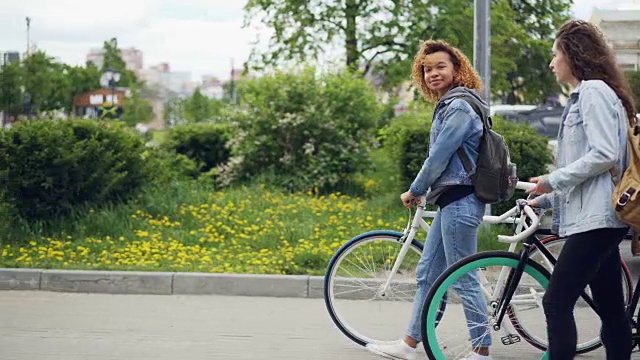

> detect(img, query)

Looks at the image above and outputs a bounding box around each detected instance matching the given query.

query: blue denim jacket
[410,87,486,197]
[537,80,629,236]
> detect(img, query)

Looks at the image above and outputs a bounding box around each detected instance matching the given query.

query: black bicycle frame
[628,275,640,346]
[492,233,602,330]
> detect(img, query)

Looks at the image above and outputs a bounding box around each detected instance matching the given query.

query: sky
[0,0,636,83]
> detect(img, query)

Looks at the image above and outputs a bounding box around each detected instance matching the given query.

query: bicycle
[323,181,633,355]
[419,198,637,359]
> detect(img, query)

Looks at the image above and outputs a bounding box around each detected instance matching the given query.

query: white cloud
[571,0,621,19]
[0,0,636,82]
[0,1,254,81]
[139,18,255,78]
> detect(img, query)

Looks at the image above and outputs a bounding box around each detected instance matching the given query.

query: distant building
[138,63,196,98]
[589,7,640,71]
[86,47,144,72]
[231,68,251,81]
[162,71,195,97]
[0,51,20,66]
[138,63,171,87]
[73,88,126,119]
[199,75,224,99]
[201,75,222,87]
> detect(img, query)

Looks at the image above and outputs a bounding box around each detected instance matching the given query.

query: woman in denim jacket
[528,20,638,359]
[366,40,492,360]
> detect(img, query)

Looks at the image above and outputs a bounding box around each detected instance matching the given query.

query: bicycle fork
[493,243,533,330]
[378,207,427,298]
[480,262,524,346]
[378,232,417,298]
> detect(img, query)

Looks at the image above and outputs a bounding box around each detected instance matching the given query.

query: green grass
[0,180,512,274]
[150,130,168,145]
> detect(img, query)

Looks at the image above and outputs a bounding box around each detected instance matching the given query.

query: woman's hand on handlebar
[400,191,421,208]
[526,198,540,208]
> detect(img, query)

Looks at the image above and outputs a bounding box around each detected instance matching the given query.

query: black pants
[542,227,631,359]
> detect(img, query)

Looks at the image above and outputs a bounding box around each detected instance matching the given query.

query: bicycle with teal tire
[419,198,635,359]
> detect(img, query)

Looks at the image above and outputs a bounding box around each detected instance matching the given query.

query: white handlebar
[516,181,535,191]
[496,205,540,243]
[413,181,539,243]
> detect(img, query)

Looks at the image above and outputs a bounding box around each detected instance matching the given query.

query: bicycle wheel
[631,288,640,351]
[532,235,633,303]
[421,251,551,360]
[324,230,427,346]
[517,235,634,354]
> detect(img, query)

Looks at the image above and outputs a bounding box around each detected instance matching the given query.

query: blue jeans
[406,193,491,347]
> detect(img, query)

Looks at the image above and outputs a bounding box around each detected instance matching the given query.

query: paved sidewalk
[0,291,625,360]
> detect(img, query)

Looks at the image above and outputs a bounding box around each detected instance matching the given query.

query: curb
[0,268,326,298]
[3,246,638,298]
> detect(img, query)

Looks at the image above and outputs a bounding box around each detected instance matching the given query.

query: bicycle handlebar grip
[516,181,535,191]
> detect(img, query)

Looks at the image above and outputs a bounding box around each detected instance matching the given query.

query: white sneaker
[365,340,417,360]
[458,352,492,360]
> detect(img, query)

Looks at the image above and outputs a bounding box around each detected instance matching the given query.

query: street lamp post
[100,68,121,119]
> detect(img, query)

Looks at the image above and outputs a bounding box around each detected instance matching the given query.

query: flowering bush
[221,67,383,192]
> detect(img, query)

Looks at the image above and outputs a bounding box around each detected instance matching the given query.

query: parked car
[520,106,565,138]
[490,105,563,138]
[490,104,537,118]
[492,105,639,139]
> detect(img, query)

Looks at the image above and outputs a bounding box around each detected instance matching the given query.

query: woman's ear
[451,70,460,85]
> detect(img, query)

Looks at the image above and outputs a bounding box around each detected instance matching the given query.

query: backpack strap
[440,95,486,175]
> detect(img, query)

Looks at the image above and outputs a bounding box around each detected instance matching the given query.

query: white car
[489,104,537,117]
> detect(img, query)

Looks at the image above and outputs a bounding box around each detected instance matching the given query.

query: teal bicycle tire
[420,251,551,360]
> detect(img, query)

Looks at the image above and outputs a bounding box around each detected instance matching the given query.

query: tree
[183,88,212,122]
[244,0,414,73]
[21,51,63,114]
[21,52,104,115]
[0,61,24,119]
[64,63,101,111]
[0,46,125,119]
[101,38,138,88]
[627,71,640,110]
[244,0,571,103]
[222,81,235,104]
[120,84,155,127]
[164,97,186,127]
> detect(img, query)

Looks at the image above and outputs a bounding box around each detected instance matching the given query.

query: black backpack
[444,95,518,204]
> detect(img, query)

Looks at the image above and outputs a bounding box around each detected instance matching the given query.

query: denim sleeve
[409,100,475,196]
[547,85,619,192]
[533,192,555,209]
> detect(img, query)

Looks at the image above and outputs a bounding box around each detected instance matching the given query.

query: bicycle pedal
[500,334,521,345]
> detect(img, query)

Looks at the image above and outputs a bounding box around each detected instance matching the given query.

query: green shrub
[381,108,552,213]
[626,71,640,110]
[222,67,382,192]
[378,104,433,190]
[143,147,200,184]
[491,117,553,214]
[162,123,231,175]
[0,118,151,221]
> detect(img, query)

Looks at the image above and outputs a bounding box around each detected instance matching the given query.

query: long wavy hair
[555,19,637,123]
[411,40,483,103]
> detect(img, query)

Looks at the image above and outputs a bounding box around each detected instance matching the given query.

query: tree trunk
[344,0,359,71]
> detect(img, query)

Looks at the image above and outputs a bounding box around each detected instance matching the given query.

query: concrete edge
[0,268,327,298]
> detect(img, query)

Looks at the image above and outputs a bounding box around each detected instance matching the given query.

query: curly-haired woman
[527,20,637,359]
[366,40,492,360]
